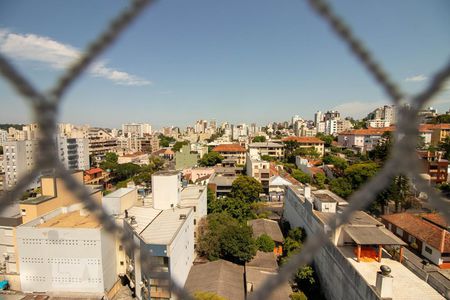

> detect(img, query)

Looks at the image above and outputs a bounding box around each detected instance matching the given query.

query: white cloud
[0,28,151,86]
[405,74,427,82]
[332,101,386,119]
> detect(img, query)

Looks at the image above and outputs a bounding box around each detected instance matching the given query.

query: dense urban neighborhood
[0,105,449,299]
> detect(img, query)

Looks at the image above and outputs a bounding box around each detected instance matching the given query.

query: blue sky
[0,0,449,129]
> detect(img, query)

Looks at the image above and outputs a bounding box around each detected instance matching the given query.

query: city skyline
[1,0,449,128]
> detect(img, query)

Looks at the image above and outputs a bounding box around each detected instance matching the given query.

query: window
[425,246,433,255]
[194,219,196,225]
[21,209,26,216]
[396,227,403,237]
[408,235,416,244]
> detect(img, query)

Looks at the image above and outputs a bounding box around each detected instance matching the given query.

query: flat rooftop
[21,195,55,205]
[339,246,444,299]
[37,210,101,229]
[314,193,336,203]
[153,170,180,176]
[103,187,135,198]
[140,207,192,245]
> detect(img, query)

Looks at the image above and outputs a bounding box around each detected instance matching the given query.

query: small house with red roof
[381,212,450,268]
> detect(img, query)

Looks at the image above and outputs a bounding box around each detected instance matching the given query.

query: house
[248,219,284,255]
[337,127,394,152]
[212,144,246,165]
[245,251,292,299]
[152,148,174,160]
[84,167,110,186]
[381,212,450,267]
[184,260,245,300]
[207,174,237,198]
[118,152,149,165]
[282,137,325,157]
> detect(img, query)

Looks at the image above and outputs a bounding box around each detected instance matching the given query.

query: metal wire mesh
[0,0,449,299]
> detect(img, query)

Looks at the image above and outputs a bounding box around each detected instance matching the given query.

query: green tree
[261,155,277,162]
[199,151,224,167]
[115,163,141,181]
[322,154,348,172]
[194,291,226,300]
[369,132,393,162]
[230,176,263,203]
[316,133,334,147]
[284,140,300,160]
[197,213,256,264]
[293,147,320,159]
[291,169,311,184]
[208,197,254,221]
[172,141,189,152]
[158,134,176,147]
[256,234,275,252]
[314,173,326,189]
[288,227,306,243]
[148,156,165,171]
[329,177,353,198]
[252,136,267,143]
[344,162,379,189]
[207,187,217,213]
[439,136,450,160]
[100,152,118,171]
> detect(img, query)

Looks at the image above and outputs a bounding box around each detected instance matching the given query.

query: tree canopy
[322,154,348,172]
[199,151,223,167]
[230,175,263,203]
[291,169,311,184]
[158,134,176,147]
[256,234,275,252]
[197,213,256,264]
[208,196,254,221]
[172,141,189,152]
[252,136,267,143]
[316,133,334,147]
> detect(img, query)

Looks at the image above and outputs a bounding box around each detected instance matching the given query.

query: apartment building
[429,124,450,146]
[118,152,149,166]
[246,153,270,192]
[2,140,39,190]
[283,185,442,299]
[0,129,8,145]
[248,142,285,160]
[16,203,118,297]
[282,137,325,157]
[57,136,90,171]
[122,123,152,138]
[212,144,246,165]
[0,202,22,275]
[175,144,199,170]
[337,127,394,152]
[88,128,118,157]
[418,150,448,184]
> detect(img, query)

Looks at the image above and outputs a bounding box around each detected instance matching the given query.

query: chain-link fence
[0,0,449,299]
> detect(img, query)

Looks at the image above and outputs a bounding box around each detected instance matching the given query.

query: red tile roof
[213,144,246,152]
[85,168,103,175]
[282,136,324,144]
[339,127,395,136]
[381,213,450,253]
[421,213,449,229]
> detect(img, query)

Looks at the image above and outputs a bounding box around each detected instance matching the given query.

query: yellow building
[430,124,450,146]
[20,171,102,223]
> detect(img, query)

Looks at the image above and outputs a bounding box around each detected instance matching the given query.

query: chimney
[130,216,138,228]
[440,230,446,253]
[376,265,393,298]
[304,186,311,199]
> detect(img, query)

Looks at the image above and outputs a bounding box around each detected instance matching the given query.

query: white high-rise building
[3,140,39,190]
[0,129,8,145]
[314,111,323,126]
[57,137,90,171]
[122,123,152,137]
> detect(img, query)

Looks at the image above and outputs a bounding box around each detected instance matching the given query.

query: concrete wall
[421,243,442,265]
[168,211,194,288]
[152,174,181,210]
[283,187,380,300]
[102,188,137,215]
[101,229,118,292]
[16,225,112,295]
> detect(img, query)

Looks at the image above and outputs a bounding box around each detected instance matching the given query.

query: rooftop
[248,142,284,148]
[313,193,337,203]
[344,226,406,246]
[248,219,284,243]
[339,246,444,299]
[339,127,395,136]
[282,136,324,144]
[126,206,162,233]
[213,144,246,152]
[21,195,55,205]
[136,207,193,245]
[85,167,103,175]
[209,175,237,186]
[382,212,450,253]
[246,251,278,271]
[37,210,101,229]
[103,187,135,198]
[153,170,180,176]
[184,260,245,300]
[246,268,292,300]
[421,213,449,229]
